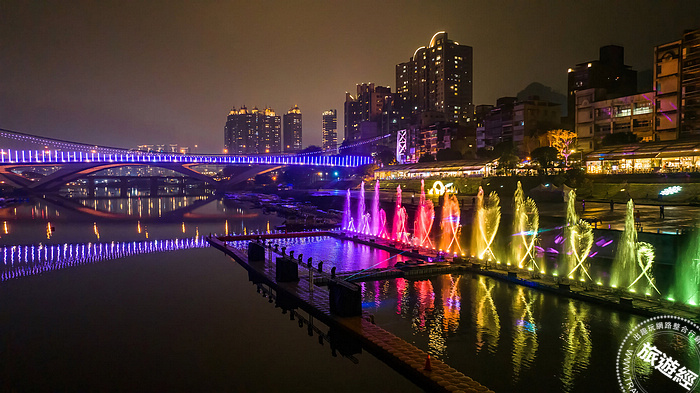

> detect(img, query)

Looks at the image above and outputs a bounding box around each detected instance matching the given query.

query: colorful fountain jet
[357,181,368,234]
[371,180,381,236]
[342,188,351,230]
[564,190,593,282]
[473,187,501,261]
[392,186,409,243]
[440,193,462,254]
[512,182,540,271]
[611,199,659,294]
[670,230,700,305]
[414,179,435,248]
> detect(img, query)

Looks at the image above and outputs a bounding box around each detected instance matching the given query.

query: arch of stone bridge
[0,162,282,192]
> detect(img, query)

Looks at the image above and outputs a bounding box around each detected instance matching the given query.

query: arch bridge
[0,128,381,193]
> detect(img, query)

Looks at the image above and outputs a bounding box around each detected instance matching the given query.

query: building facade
[575,89,655,152]
[396,31,473,126]
[474,104,494,150]
[322,109,337,152]
[654,28,700,140]
[224,106,281,154]
[395,120,464,163]
[283,105,302,152]
[475,97,560,154]
[567,45,638,125]
[585,139,700,174]
[344,83,395,143]
[513,98,562,154]
[481,97,516,149]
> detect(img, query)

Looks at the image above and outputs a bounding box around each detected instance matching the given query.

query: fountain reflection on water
[2,191,682,392]
[511,286,538,381]
[474,276,500,354]
[560,301,593,390]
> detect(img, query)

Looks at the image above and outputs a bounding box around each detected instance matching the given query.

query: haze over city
[2,0,700,152]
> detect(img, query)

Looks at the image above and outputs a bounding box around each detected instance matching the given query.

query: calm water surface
[0,195,681,392]
[0,196,419,392]
[274,236,661,392]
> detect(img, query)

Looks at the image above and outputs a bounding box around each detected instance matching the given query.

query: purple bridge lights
[0,149,373,167]
[0,128,378,192]
[0,128,376,168]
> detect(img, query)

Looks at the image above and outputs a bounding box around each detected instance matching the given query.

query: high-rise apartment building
[344,83,393,143]
[654,28,700,139]
[322,109,337,151]
[566,45,638,125]
[283,105,302,152]
[224,106,281,154]
[396,31,473,126]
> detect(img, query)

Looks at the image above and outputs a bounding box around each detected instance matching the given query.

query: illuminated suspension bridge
[0,128,385,192]
[0,148,372,167]
[0,128,379,167]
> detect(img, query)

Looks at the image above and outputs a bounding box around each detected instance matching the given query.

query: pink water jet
[342,188,351,230]
[371,180,382,236]
[414,179,434,248]
[392,186,409,243]
[357,181,367,233]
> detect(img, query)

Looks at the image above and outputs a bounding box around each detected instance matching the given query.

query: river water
[0,195,678,392]
[0,196,419,392]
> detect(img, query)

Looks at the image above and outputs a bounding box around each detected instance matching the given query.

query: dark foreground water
[0,196,689,392]
[273,236,658,392]
[0,197,419,392]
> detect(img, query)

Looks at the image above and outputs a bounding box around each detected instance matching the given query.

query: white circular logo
[617,315,700,392]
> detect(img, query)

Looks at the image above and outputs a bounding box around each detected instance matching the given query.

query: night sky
[2,1,699,153]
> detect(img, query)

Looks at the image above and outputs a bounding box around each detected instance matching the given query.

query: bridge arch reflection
[0,238,253,283]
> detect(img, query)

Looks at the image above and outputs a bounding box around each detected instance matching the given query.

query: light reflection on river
[357,273,649,392]
[0,196,420,392]
[255,234,666,391]
[0,195,668,392]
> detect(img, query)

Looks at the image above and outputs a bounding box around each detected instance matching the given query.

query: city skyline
[2,1,700,153]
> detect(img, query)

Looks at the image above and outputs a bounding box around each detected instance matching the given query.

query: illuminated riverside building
[575,89,655,152]
[566,45,638,127]
[374,159,495,180]
[584,139,700,174]
[282,105,302,152]
[224,106,281,154]
[396,31,473,126]
[654,28,700,140]
[322,109,337,151]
